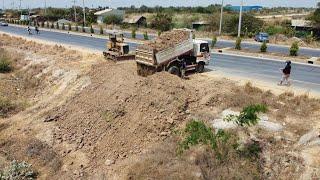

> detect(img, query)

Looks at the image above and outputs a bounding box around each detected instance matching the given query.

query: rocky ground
[0,34,319,179]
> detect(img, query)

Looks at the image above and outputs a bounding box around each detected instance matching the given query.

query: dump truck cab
[193,39,210,65]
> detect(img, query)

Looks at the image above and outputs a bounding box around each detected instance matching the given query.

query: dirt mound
[53,61,197,175]
[139,30,190,52]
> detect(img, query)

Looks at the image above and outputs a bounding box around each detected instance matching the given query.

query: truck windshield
[200,43,209,53]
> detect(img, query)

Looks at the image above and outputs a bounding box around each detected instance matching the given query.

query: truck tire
[168,66,180,77]
[196,63,205,73]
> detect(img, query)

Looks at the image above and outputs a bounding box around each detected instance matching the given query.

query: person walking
[35,26,40,34]
[278,61,292,86]
[27,26,32,35]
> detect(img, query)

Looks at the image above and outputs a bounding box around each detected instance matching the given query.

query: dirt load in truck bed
[138,30,190,52]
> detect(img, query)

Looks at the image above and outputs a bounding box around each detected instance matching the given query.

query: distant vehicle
[254,32,269,42]
[0,21,8,26]
[135,29,210,77]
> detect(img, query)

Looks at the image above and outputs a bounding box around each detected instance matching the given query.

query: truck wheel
[197,63,205,73]
[168,66,180,77]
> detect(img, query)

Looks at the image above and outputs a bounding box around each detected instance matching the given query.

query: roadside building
[291,19,313,31]
[94,8,125,24]
[123,16,147,27]
[192,21,210,30]
[226,5,263,12]
[20,15,30,21]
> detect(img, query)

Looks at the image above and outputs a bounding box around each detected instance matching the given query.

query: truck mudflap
[136,62,157,77]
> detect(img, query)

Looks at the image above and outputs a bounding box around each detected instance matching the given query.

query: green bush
[192,33,196,39]
[143,31,149,40]
[150,13,173,32]
[0,160,37,180]
[90,25,94,33]
[260,41,267,52]
[103,15,123,25]
[0,53,12,73]
[99,26,104,35]
[157,31,162,37]
[211,36,217,48]
[235,37,242,50]
[132,28,136,39]
[290,42,299,56]
[224,104,268,127]
[68,23,72,31]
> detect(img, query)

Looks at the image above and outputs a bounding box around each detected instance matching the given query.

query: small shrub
[0,57,12,73]
[62,23,65,30]
[289,41,299,56]
[132,28,136,39]
[178,120,233,159]
[238,141,262,160]
[211,36,217,48]
[68,23,72,31]
[90,25,94,33]
[0,160,37,180]
[235,37,242,50]
[158,31,162,36]
[143,31,149,40]
[0,96,15,117]
[192,33,196,39]
[260,41,267,52]
[99,26,104,35]
[224,104,268,127]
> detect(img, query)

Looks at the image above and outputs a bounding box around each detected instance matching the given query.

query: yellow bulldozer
[103,30,135,61]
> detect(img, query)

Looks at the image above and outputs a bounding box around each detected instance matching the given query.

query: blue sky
[2,0,319,9]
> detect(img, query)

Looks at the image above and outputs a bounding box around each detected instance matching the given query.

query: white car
[0,21,8,26]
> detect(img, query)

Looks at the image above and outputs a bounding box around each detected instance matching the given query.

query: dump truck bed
[136,30,193,67]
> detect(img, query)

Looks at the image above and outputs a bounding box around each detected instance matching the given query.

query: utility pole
[218,0,224,36]
[44,0,47,15]
[237,0,243,38]
[72,0,76,22]
[82,0,86,25]
[19,0,22,16]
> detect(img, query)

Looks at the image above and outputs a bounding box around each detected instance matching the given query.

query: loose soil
[0,34,319,179]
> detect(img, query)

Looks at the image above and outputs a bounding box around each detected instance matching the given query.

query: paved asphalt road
[1,25,320,94]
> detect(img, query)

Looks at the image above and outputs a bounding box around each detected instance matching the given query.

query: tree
[289,42,299,56]
[62,23,65,30]
[75,25,79,32]
[224,14,263,36]
[150,13,173,32]
[82,26,85,33]
[103,15,123,25]
[310,2,320,37]
[90,25,94,33]
[132,28,136,39]
[235,37,242,50]
[260,41,267,52]
[211,36,217,48]
[100,26,104,35]
[68,23,72,31]
[56,22,59,29]
[144,31,149,40]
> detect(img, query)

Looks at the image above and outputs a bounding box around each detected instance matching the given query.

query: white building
[94,9,125,24]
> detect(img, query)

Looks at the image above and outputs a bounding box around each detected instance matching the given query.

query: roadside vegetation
[0,160,37,180]
[0,49,13,73]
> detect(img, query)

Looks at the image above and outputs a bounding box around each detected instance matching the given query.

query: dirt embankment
[0,34,319,179]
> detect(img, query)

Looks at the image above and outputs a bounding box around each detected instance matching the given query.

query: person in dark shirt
[278,61,291,86]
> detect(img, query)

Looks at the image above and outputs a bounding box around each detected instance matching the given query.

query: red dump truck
[135,29,210,77]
